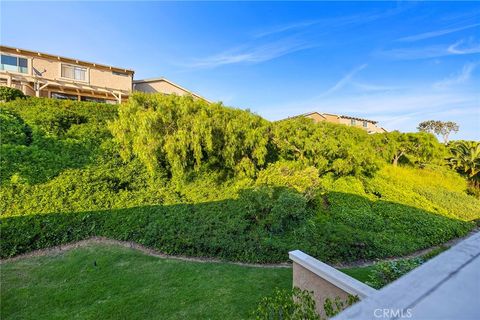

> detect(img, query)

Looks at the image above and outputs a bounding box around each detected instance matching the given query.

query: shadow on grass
[1,189,474,264]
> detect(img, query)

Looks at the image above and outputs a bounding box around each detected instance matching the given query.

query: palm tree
[448,141,480,181]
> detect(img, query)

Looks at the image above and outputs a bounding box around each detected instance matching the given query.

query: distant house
[289,111,387,134]
[0,45,208,104]
[133,77,210,103]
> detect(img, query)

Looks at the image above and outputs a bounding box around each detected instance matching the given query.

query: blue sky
[1,1,479,140]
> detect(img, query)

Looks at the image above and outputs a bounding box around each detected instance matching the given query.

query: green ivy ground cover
[1,96,479,265]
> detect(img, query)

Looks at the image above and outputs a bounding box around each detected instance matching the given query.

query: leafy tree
[374,131,439,166]
[255,161,321,199]
[0,87,25,102]
[418,120,459,143]
[437,121,459,144]
[417,120,436,134]
[448,141,480,181]
[109,93,270,180]
[272,118,381,176]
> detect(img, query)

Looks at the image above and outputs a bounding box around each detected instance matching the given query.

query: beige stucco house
[0,45,134,103]
[293,111,387,134]
[0,45,208,103]
[133,78,210,103]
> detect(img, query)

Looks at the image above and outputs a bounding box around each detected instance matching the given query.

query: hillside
[1,95,479,264]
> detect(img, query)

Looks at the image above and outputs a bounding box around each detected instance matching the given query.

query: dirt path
[2,230,478,269]
[0,236,291,268]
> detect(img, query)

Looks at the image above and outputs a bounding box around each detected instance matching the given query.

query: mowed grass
[340,266,375,283]
[0,244,292,320]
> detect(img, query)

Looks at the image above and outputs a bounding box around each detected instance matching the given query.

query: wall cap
[289,250,377,299]
[332,231,480,320]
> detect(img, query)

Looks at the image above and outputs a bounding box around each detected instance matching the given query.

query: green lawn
[0,244,292,320]
[0,243,381,319]
[340,266,375,283]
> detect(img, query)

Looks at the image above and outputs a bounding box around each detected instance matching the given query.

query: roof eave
[0,44,135,74]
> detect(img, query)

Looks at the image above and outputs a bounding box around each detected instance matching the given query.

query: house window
[351,119,356,126]
[51,92,78,100]
[112,71,128,77]
[61,64,87,81]
[81,96,106,103]
[363,121,368,128]
[0,54,28,74]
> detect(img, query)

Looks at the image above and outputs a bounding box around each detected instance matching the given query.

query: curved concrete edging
[1,230,477,268]
[0,236,292,268]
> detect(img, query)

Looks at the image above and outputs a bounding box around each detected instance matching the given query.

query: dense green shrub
[0,87,25,102]
[367,166,479,221]
[366,246,447,289]
[255,161,321,199]
[323,295,359,318]
[372,131,443,167]
[1,183,473,263]
[239,187,310,234]
[110,93,270,180]
[2,97,117,137]
[1,96,479,265]
[0,108,31,145]
[366,258,424,289]
[272,118,381,177]
[0,193,278,261]
[252,288,358,320]
[0,98,116,185]
[253,287,320,320]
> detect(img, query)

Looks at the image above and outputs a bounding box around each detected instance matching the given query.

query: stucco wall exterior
[293,262,350,317]
[322,114,341,123]
[289,250,377,318]
[1,46,133,102]
[338,117,385,133]
[133,79,210,103]
[134,80,189,95]
[305,112,327,123]
[301,112,385,133]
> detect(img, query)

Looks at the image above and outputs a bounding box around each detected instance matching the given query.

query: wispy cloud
[319,64,367,97]
[254,20,320,38]
[377,105,479,134]
[184,38,315,69]
[185,6,413,69]
[376,39,480,60]
[434,62,478,88]
[397,23,480,42]
[351,82,403,93]
[260,83,478,138]
[254,6,412,38]
[320,91,474,116]
[447,39,480,54]
[439,10,480,23]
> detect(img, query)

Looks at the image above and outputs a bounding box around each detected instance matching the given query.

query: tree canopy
[418,120,459,143]
[109,93,454,182]
[109,93,270,180]
[373,131,442,166]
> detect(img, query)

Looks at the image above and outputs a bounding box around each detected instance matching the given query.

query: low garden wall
[289,250,377,317]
